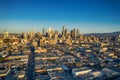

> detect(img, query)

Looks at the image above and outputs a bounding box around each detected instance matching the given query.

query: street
[26,46,35,80]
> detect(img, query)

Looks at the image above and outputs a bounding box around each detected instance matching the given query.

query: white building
[72,67,92,76]
[3,30,9,39]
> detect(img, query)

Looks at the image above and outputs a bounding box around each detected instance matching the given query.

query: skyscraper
[62,26,65,37]
[70,28,79,39]
[48,27,53,34]
[76,29,80,38]
[22,32,27,39]
[70,30,74,39]
[74,28,76,39]
[42,28,45,36]
[64,29,68,38]
[3,30,9,39]
[47,27,54,38]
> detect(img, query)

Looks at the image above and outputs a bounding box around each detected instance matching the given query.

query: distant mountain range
[84,31,120,36]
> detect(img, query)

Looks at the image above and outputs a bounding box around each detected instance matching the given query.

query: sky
[0,0,120,33]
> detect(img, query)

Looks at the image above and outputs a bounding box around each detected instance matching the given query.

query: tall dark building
[62,26,65,37]
[65,29,68,38]
[70,28,79,39]
[70,30,74,39]
[74,28,76,39]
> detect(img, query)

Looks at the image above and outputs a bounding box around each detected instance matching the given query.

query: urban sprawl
[0,26,120,80]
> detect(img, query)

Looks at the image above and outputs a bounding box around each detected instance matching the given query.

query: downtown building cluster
[0,26,120,80]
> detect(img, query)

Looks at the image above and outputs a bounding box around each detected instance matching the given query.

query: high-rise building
[42,28,45,35]
[76,29,80,38]
[64,29,68,38]
[70,30,75,39]
[47,27,54,38]
[3,30,9,39]
[70,28,80,39]
[62,26,65,37]
[118,35,120,42]
[22,32,27,39]
[74,28,76,39]
[48,27,53,34]
[70,28,77,39]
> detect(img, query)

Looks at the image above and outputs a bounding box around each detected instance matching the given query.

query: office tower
[3,30,9,39]
[64,29,68,38]
[48,27,53,34]
[76,29,80,38]
[74,28,76,39]
[70,28,77,39]
[42,28,45,35]
[47,27,54,38]
[22,32,27,39]
[70,30,75,39]
[118,35,120,42]
[62,26,65,37]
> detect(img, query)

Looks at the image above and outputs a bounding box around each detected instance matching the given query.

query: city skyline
[0,0,120,79]
[0,0,120,33]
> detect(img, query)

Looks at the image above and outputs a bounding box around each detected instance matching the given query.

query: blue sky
[0,0,120,33]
